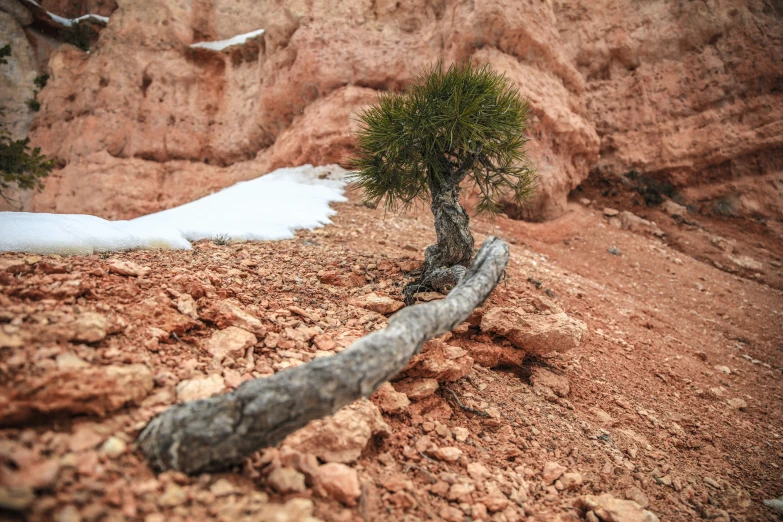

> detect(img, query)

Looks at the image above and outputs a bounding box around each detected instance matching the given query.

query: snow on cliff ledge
[0,165,348,255]
[190,29,265,51]
[23,0,109,27]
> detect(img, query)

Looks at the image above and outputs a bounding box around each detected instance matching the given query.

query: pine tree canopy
[351,61,536,215]
[0,137,54,202]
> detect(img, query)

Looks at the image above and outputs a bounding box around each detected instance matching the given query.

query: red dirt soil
[1,187,781,521]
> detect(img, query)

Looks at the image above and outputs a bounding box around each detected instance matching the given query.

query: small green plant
[212,234,230,246]
[0,45,53,205]
[352,61,535,299]
[26,73,50,114]
[34,74,49,90]
[0,136,53,202]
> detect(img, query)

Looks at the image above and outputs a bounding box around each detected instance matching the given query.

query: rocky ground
[1,186,782,522]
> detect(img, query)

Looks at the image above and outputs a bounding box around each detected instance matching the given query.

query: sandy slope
[1,190,781,521]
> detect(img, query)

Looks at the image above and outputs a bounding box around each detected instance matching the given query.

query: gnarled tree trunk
[137,237,508,474]
[404,171,475,301]
[428,180,474,268]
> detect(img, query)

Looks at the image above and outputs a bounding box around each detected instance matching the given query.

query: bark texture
[404,173,475,301]
[427,180,474,269]
[137,236,509,474]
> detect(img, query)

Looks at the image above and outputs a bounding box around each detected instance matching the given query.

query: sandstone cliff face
[559,0,783,199]
[17,0,600,219]
[2,0,781,220]
[0,10,37,141]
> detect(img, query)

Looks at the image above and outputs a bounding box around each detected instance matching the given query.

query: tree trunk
[404,177,475,300]
[137,237,509,474]
[428,180,474,268]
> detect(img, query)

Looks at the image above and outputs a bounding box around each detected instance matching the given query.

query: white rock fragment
[176,374,226,402]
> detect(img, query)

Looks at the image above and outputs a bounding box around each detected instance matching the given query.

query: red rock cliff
[1,0,781,220]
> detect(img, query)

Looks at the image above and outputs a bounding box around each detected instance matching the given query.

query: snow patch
[0,214,190,256]
[190,29,265,51]
[132,164,347,242]
[0,164,348,255]
[49,13,109,27]
[23,0,109,27]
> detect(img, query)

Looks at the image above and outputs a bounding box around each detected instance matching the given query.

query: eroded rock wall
[3,0,781,220]
[557,0,783,217]
[14,0,598,219]
[0,10,37,141]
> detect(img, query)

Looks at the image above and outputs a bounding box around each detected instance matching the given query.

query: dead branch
[404,463,437,484]
[442,387,490,417]
[137,236,509,474]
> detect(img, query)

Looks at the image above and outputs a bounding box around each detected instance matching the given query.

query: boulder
[318,270,367,288]
[481,307,587,356]
[204,326,256,363]
[0,364,153,425]
[561,472,584,491]
[256,498,320,522]
[176,293,198,319]
[284,399,390,464]
[402,339,474,382]
[0,442,59,489]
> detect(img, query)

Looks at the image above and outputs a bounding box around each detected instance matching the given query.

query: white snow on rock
[49,13,109,27]
[23,0,109,27]
[0,164,348,255]
[133,164,347,242]
[0,214,191,255]
[190,29,265,51]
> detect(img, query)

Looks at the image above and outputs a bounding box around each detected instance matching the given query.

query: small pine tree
[0,44,54,206]
[352,61,535,300]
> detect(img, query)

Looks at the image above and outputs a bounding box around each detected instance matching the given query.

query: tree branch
[137,237,510,474]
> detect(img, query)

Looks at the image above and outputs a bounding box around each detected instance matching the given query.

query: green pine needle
[351,60,536,215]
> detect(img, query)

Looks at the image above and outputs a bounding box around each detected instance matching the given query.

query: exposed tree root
[137,237,509,474]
